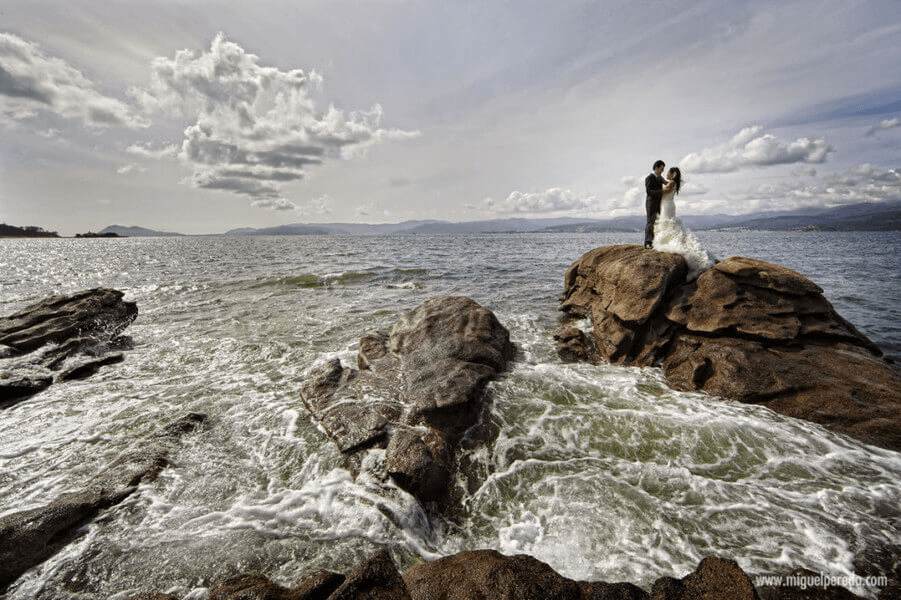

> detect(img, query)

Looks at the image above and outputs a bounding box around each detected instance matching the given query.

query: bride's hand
[663,181,675,191]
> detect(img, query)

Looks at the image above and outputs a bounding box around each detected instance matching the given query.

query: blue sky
[1,0,900,235]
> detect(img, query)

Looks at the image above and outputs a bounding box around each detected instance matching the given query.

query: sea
[1,231,899,599]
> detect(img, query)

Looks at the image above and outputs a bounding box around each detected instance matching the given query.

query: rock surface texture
[0,288,138,405]
[558,245,901,451]
[300,296,516,505]
[126,549,867,600]
[0,413,206,592]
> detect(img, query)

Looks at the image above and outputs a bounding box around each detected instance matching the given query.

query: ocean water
[1,231,899,599]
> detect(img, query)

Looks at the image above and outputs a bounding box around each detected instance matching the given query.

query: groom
[644,159,667,249]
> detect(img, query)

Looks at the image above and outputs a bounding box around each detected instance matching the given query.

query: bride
[653,167,717,280]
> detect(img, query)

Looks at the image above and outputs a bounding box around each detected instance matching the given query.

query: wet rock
[0,413,206,592]
[129,551,863,600]
[0,489,135,592]
[208,574,299,599]
[293,570,347,599]
[300,296,515,506]
[553,325,597,363]
[650,557,759,599]
[0,288,138,404]
[329,550,411,600]
[403,549,648,600]
[559,245,901,451]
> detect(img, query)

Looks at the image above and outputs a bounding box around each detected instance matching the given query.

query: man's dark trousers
[645,173,663,247]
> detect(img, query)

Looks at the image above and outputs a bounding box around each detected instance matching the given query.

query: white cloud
[126,142,179,159]
[866,118,901,136]
[680,126,832,173]
[251,197,297,211]
[486,187,598,213]
[0,33,148,129]
[133,33,418,207]
[713,164,901,213]
[116,163,146,175]
[306,194,333,215]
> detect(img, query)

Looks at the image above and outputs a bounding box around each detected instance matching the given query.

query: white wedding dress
[653,189,717,281]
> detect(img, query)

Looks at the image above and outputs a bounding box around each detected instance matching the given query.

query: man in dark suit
[644,160,666,249]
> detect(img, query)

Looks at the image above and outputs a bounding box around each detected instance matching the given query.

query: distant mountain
[702,202,901,231]
[227,217,645,236]
[99,225,184,237]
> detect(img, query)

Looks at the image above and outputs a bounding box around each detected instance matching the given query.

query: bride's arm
[663,180,675,192]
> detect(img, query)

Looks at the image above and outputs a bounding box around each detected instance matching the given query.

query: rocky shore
[121,550,866,599]
[557,245,901,452]
[1,279,897,598]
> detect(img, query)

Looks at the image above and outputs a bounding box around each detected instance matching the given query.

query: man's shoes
[644,243,653,249]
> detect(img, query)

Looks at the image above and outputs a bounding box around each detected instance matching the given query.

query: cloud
[126,142,179,159]
[133,33,418,207]
[116,163,146,175]
[251,198,297,211]
[710,164,901,214]
[680,126,832,173]
[866,118,901,136]
[0,33,148,129]
[485,187,598,213]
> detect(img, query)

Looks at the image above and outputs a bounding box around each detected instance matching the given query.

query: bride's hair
[668,167,682,194]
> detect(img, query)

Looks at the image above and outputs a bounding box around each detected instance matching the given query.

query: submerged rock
[558,245,901,451]
[300,296,515,506]
[0,413,206,592]
[0,288,137,404]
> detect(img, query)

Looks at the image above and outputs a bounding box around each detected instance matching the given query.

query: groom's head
[653,160,665,175]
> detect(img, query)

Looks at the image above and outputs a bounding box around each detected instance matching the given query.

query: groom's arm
[645,174,663,200]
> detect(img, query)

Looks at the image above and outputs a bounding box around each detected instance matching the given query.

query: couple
[644,160,716,280]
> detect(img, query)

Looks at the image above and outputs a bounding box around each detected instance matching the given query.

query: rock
[300,296,515,506]
[0,288,138,404]
[292,570,346,600]
[553,325,597,363]
[0,288,137,354]
[127,551,864,600]
[208,574,298,599]
[650,557,759,599]
[329,550,411,600]
[559,245,901,451]
[0,489,135,592]
[403,549,648,600]
[0,413,206,592]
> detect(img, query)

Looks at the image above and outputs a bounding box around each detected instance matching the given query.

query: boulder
[300,296,515,506]
[558,245,901,451]
[0,288,137,404]
[0,413,206,592]
[650,557,759,600]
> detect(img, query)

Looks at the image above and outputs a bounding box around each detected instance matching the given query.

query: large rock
[0,288,138,405]
[558,245,901,451]
[300,296,515,506]
[0,413,206,592]
[403,549,648,600]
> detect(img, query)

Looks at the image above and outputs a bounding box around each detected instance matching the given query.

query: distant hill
[702,202,901,231]
[0,223,59,238]
[99,225,184,237]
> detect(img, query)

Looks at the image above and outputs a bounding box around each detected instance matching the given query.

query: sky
[1,0,900,236]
